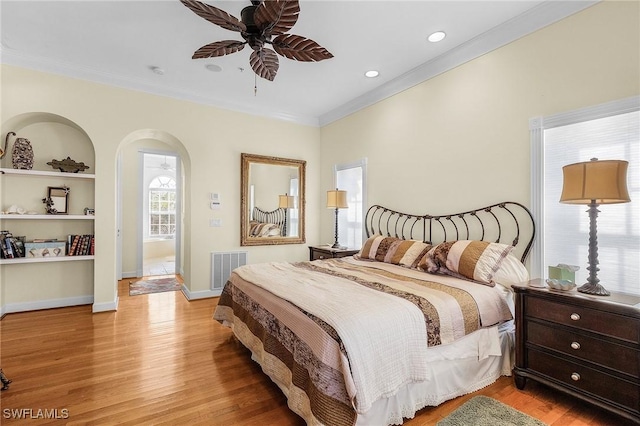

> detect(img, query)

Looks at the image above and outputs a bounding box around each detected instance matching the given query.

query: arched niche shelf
[1,112,95,172]
[1,111,97,317]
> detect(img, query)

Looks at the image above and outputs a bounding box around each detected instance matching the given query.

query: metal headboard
[365,202,535,263]
[252,206,286,234]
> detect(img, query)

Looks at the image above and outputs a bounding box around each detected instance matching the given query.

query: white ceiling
[0,1,596,127]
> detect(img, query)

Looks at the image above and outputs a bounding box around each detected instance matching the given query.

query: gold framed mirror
[241,153,306,246]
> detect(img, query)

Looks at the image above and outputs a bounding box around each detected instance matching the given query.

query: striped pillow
[358,235,431,268]
[418,240,514,285]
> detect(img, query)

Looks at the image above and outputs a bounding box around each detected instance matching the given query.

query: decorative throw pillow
[418,240,514,285]
[357,235,431,268]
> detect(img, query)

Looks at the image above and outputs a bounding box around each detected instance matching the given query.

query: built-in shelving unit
[1,113,97,314]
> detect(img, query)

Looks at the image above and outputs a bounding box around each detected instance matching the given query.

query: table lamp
[278,193,295,237]
[326,188,348,249]
[560,158,630,296]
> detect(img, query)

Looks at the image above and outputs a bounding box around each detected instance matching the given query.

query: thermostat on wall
[210,193,221,210]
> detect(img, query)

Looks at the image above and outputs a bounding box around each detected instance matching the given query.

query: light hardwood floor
[0,278,632,425]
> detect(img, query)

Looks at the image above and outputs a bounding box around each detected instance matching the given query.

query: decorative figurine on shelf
[0,368,11,391]
[42,197,57,214]
[2,132,34,170]
[47,157,90,173]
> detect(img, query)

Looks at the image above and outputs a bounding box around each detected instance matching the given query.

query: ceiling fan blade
[193,40,246,59]
[180,0,246,33]
[250,48,279,81]
[272,34,333,62]
[254,0,299,36]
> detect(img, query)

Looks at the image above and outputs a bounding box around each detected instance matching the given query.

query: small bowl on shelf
[546,279,577,291]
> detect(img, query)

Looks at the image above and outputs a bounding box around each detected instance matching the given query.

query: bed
[249,206,286,237]
[214,201,535,425]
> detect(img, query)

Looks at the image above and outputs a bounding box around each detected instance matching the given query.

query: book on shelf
[0,231,26,259]
[68,235,81,256]
[2,235,14,259]
[32,238,60,243]
[66,234,95,256]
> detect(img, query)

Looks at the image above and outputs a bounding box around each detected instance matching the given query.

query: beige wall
[1,67,321,312]
[1,1,638,313]
[320,1,639,235]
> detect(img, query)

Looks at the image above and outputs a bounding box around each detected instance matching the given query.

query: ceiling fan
[180,0,333,81]
[150,156,176,172]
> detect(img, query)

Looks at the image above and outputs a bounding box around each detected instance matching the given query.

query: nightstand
[512,279,640,423]
[309,246,359,261]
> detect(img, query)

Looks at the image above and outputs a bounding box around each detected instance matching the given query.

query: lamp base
[331,242,342,249]
[577,282,610,296]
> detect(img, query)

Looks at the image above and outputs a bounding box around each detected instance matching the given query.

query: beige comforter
[214,257,512,425]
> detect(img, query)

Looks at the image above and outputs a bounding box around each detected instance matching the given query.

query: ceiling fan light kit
[180,0,333,82]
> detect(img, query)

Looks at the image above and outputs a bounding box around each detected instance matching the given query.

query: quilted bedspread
[213,257,512,425]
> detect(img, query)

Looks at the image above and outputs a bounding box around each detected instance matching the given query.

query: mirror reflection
[241,153,306,246]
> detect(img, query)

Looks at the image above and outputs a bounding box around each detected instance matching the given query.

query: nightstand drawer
[312,250,329,261]
[526,296,639,344]
[527,321,639,378]
[529,349,639,412]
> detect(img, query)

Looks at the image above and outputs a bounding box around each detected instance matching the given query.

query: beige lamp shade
[327,189,348,209]
[278,194,295,209]
[560,159,630,205]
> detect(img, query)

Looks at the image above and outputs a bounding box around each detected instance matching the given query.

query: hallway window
[149,176,177,238]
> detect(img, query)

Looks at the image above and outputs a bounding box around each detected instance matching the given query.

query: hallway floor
[143,256,175,276]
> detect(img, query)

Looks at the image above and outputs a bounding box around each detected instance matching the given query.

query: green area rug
[129,277,181,296]
[437,395,547,426]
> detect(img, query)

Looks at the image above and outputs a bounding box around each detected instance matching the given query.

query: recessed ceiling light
[365,70,379,78]
[205,64,223,73]
[149,66,165,75]
[428,31,446,43]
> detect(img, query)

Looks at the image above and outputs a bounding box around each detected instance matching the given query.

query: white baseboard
[181,284,220,300]
[93,297,119,313]
[3,295,94,314]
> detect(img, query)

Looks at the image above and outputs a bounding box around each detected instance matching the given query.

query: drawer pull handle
[570,313,581,321]
[570,342,581,350]
[571,373,581,381]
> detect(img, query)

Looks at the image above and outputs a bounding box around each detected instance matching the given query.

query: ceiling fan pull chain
[254,73,258,96]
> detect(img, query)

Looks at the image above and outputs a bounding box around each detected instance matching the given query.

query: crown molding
[0,45,320,127]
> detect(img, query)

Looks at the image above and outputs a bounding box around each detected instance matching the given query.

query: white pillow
[492,254,529,288]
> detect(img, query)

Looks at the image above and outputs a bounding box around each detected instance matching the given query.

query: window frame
[148,176,177,239]
[530,96,640,282]
[333,158,368,250]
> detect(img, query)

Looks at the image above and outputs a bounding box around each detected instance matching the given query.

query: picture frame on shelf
[47,186,69,214]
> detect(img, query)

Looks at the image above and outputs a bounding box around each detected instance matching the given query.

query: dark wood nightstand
[512,279,640,423]
[308,245,359,261]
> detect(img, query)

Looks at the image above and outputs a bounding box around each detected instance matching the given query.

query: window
[334,158,367,250]
[288,177,299,237]
[149,176,177,238]
[531,96,639,295]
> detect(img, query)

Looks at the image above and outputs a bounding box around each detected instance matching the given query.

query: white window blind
[532,97,639,295]
[335,158,367,250]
